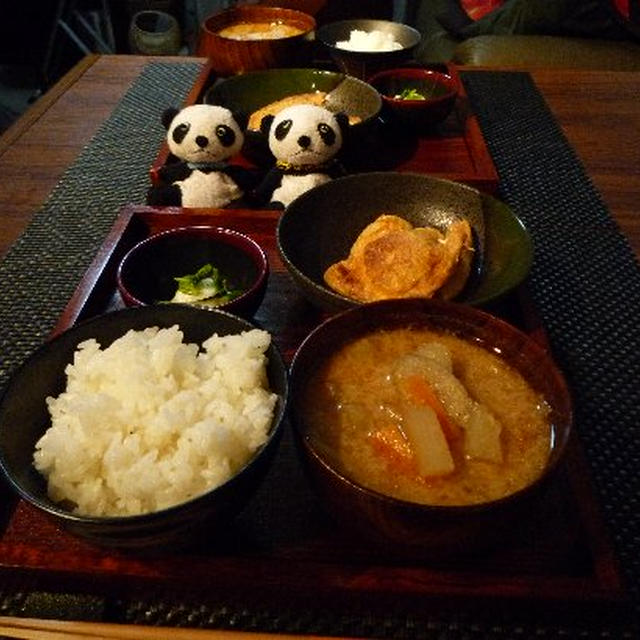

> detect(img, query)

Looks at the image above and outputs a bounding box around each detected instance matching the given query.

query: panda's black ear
[260,114,275,136]
[161,107,180,130]
[233,111,249,131]
[335,112,350,136]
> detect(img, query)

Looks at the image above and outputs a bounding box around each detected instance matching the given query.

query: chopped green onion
[168,263,243,307]
[394,88,427,101]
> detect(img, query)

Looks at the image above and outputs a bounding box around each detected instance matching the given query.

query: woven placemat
[462,67,640,575]
[1,64,639,638]
[0,61,203,389]
[461,71,640,638]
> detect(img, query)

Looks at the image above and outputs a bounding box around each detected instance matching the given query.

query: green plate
[204,68,382,166]
[466,193,533,306]
[277,173,533,313]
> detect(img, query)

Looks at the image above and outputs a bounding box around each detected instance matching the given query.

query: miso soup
[218,21,305,40]
[303,327,552,506]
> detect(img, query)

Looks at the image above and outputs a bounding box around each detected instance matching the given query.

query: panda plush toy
[147,104,255,209]
[252,104,349,209]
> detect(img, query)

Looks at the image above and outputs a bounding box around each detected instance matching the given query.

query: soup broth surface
[218,21,305,40]
[304,327,552,506]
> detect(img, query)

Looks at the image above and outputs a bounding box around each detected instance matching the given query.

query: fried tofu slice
[248,92,362,131]
[248,92,327,130]
[324,214,474,302]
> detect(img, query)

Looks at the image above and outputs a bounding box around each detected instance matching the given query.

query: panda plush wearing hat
[252,104,349,209]
[147,104,255,209]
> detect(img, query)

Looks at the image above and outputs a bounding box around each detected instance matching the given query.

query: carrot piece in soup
[369,426,416,476]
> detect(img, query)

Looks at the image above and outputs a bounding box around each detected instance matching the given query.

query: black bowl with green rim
[277,172,533,313]
[204,67,382,167]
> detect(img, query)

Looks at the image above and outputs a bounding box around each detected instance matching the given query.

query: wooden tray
[0,205,627,621]
[150,62,499,195]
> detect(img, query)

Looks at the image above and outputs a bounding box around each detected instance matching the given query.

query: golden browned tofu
[324,214,473,302]
[248,92,328,130]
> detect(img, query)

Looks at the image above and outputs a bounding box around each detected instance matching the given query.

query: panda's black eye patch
[275,119,293,141]
[317,123,336,146]
[172,123,190,144]
[216,124,236,147]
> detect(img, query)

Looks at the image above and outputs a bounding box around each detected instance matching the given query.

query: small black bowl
[316,19,422,79]
[368,67,458,130]
[117,226,269,318]
[0,305,288,550]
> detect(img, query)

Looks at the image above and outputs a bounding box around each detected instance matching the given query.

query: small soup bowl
[197,5,316,76]
[0,305,288,550]
[117,226,269,318]
[289,298,572,558]
[316,19,421,80]
[368,67,458,130]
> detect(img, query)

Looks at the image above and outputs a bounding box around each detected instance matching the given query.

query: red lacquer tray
[0,205,627,621]
[150,62,499,195]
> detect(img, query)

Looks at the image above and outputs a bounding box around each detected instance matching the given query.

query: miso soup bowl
[197,5,316,76]
[289,298,572,558]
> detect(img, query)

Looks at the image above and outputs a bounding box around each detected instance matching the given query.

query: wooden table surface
[0,54,639,262]
[0,55,637,637]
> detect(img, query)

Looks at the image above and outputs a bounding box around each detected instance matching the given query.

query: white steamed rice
[33,325,278,517]
[335,29,402,52]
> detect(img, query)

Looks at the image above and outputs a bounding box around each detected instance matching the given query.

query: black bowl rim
[316,19,422,53]
[276,209,356,308]
[0,304,288,525]
[116,225,269,309]
[289,297,573,514]
[276,171,528,309]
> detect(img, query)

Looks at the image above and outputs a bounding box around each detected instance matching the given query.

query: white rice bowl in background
[336,29,402,52]
[33,325,278,518]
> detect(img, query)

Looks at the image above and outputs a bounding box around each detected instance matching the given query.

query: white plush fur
[267,104,344,207]
[167,104,244,163]
[166,104,244,208]
[268,104,344,168]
